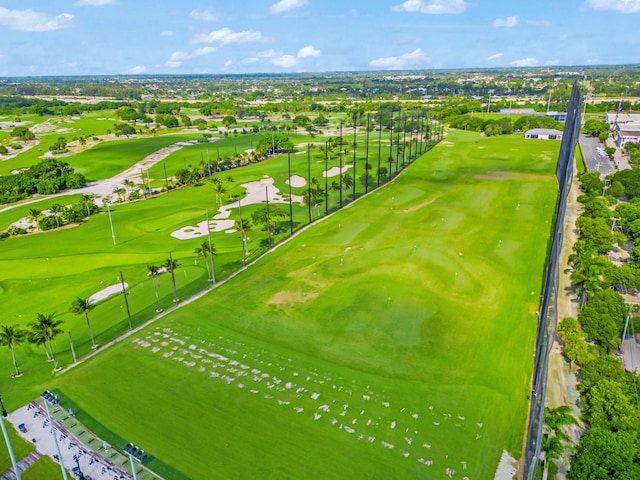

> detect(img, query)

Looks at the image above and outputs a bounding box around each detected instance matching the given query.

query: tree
[0,324,27,376]
[567,428,638,480]
[113,123,137,137]
[579,172,604,197]
[341,173,354,192]
[235,218,252,264]
[222,115,237,128]
[579,289,626,353]
[28,313,64,366]
[147,265,163,312]
[575,216,614,254]
[194,240,213,280]
[251,205,287,235]
[70,297,97,348]
[212,181,227,204]
[10,126,35,141]
[583,379,638,434]
[27,208,43,225]
[50,203,65,228]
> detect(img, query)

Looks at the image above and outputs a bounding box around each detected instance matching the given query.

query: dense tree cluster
[560,167,640,478]
[0,159,86,204]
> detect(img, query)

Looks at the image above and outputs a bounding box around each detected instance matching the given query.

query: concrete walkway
[0,451,41,479]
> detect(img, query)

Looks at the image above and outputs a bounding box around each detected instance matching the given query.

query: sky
[0,0,639,76]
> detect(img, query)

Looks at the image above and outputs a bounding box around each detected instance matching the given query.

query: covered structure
[524,128,563,140]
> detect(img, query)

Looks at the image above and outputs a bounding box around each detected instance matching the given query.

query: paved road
[579,134,616,178]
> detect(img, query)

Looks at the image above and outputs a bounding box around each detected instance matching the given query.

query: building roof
[606,113,640,124]
[525,128,563,136]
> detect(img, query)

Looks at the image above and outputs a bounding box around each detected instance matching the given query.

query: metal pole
[68,331,76,363]
[106,202,116,246]
[324,142,329,216]
[206,210,216,283]
[146,170,152,197]
[163,161,169,190]
[128,453,139,480]
[265,187,272,248]
[352,117,357,201]
[0,396,21,480]
[287,153,293,236]
[168,252,178,304]
[377,112,382,187]
[388,111,394,182]
[119,271,133,330]
[365,114,370,193]
[238,200,246,266]
[42,397,68,480]
[339,121,343,208]
[307,145,312,223]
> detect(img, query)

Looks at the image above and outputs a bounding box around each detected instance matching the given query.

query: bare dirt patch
[266,290,319,306]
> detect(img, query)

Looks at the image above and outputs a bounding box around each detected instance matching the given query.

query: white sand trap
[494,450,518,480]
[171,219,235,240]
[171,176,302,240]
[286,175,307,187]
[323,165,352,178]
[88,283,128,304]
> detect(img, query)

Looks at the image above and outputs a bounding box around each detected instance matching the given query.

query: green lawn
[38,130,559,479]
[21,455,66,480]
[0,421,34,474]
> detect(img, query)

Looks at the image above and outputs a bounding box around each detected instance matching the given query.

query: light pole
[119,271,133,330]
[41,391,68,480]
[124,442,145,480]
[105,201,116,246]
[0,395,21,480]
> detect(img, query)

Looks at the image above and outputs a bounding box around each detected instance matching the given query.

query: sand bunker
[171,176,302,240]
[286,175,307,187]
[494,450,517,480]
[88,283,128,304]
[323,165,352,178]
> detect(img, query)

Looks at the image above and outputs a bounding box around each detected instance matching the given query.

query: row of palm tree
[0,312,65,375]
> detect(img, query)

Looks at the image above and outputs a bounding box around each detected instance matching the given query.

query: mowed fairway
[53,130,558,479]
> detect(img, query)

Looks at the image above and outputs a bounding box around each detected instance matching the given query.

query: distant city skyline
[0,0,639,76]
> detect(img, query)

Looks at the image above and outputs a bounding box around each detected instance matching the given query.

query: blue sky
[0,0,639,76]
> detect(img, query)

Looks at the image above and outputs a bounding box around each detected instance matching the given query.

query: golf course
[0,128,561,478]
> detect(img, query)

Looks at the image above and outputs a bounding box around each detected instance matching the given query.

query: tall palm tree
[147,265,163,312]
[0,324,27,376]
[213,181,227,205]
[194,241,212,280]
[235,219,252,265]
[50,203,65,228]
[163,256,180,304]
[28,313,64,367]
[70,297,97,348]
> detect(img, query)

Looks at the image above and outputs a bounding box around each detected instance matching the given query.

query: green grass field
[22,130,561,479]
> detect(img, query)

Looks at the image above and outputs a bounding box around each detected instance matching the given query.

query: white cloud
[127,65,146,74]
[391,0,467,14]
[487,53,503,62]
[0,8,73,32]
[297,45,320,58]
[271,54,299,68]
[493,15,518,27]
[166,47,217,66]
[189,9,218,22]
[224,60,233,67]
[192,27,263,45]
[241,57,260,65]
[586,0,640,13]
[511,57,538,67]
[257,49,280,58]
[369,48,431,69]
[270,0,308,14]
[160,30,173,37]
[75,0,115,5]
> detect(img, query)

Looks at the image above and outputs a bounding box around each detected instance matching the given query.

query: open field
[34,130,561,478]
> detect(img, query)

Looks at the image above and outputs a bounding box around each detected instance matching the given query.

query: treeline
[0,159,86,204]
[446,114,562,136]
[558,171,640,478]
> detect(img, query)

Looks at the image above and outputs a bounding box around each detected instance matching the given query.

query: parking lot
[578,134,617,177]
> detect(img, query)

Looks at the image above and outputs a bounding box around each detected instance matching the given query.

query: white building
[605,113,640,147]
[524,128,563,140]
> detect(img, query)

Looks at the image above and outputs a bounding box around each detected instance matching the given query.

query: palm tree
[194,241,212,280]
[213,181,227,205]
[163,256,181,304]
[112,187,126,203]
[70,297,97,348]
[50,203,65,228]
[341,173,354,192]
[27,208,43,225]
[235,219,252,265]
[147,265,163,312]
[0,324,27,376]
[28,313,64,367]
[80,194,97,217]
